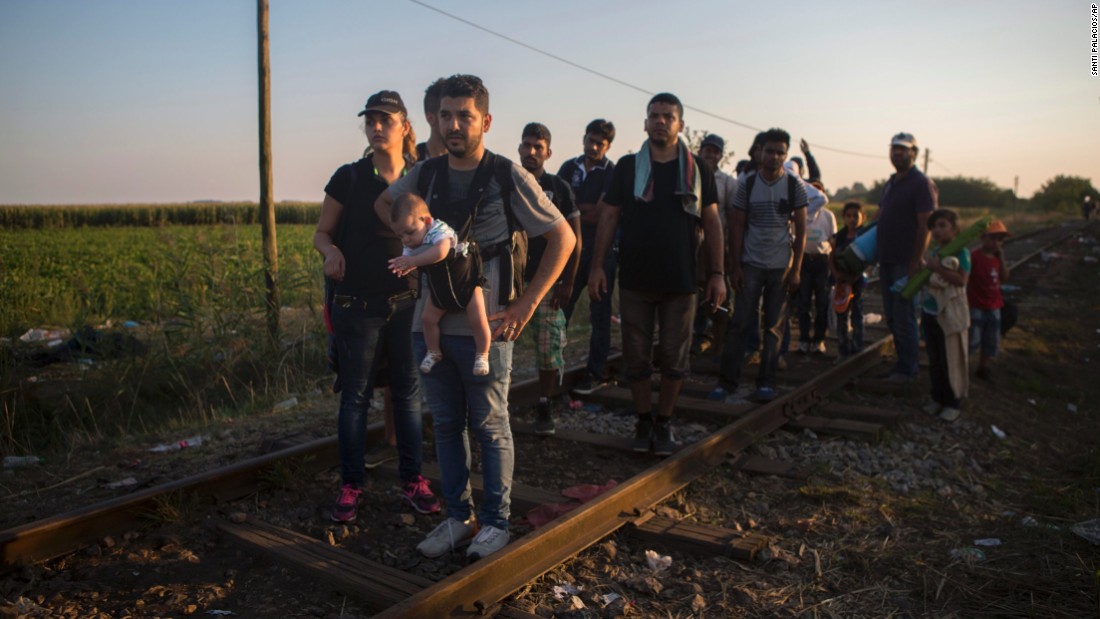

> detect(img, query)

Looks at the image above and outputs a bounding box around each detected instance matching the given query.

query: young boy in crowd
[828,202,867,360]
[387,193,492,376]
[920,209,971,421]
[967,220,1010,381]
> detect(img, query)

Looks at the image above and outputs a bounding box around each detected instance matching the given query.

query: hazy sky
[1,0,1097,204]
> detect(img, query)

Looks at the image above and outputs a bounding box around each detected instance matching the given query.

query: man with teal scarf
[588,92,726,456]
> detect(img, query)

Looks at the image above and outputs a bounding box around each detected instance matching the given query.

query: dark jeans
[564,223,618,380]
[836,286,864,356]
[720,265,790,390]
[332,302,423,487]
[798,256,830,344]
[880,263,920,377]
[922,312,961,408]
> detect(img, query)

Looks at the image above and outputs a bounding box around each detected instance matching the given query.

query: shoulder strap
[492,154,518,231]
[787,173,798,212]
[742,172,756,204]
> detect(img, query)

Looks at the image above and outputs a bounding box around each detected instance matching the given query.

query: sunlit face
[644,102,682,148]
[583,132,610,163]
[930,217,958,245]
[761,141,788,175]
[843,208,863,230]
[438,96,491,159]
[699,144,722,169]
[890,144,917,172]
[518,136,551,174]
[391,213,430,249]
[363,111,407,153]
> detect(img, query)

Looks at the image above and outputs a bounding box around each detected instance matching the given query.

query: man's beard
[446,132,482,158]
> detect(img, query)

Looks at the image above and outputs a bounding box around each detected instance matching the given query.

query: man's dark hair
[647,92,683,118]
[927,208,958,229]
[522,122,552,145]
[423,78,445,116]
[761,128,791,148]
[585,118,616,143]
[439,74,490,115]
[842,201,864,215]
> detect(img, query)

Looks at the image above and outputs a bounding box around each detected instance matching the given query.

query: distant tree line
[832,175,1098,212]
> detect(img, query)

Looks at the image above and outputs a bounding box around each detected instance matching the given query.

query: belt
[332,289,417,311]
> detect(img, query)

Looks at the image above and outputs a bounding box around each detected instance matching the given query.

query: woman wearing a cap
[313,90,439,523]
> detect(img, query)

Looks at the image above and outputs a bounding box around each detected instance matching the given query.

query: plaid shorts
[529,292,567,371]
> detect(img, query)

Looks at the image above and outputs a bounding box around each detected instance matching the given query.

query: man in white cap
[876,132,937,382]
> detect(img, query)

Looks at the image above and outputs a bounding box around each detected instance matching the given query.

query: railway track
[0,219,1084,617]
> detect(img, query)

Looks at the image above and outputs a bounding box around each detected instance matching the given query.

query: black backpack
[415,152,528,308]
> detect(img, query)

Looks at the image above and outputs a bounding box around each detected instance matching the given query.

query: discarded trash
[974,538,1002,546]
[1040,251,1062,261]
[863,312,883,325]
[949,547,986,562]
[19,328,69,343]
[990,425,1006,439]
[1084,256,1099,263]
[104,477,138,490]
[1027,398,1037,406]
[1071,519,1100,545]
[582,402,603,413]
[149,435,206,453]
[123,320,140,328]
[1020,516,1038,527]
[562,480,618,503]
[552,583,581,600]
[46,339,64,348]
[802,428,818,440]
[119,458,142,469]
[1067,404,1078,413]
[3,455,43,468]
[599,592,622,607]
[567,399,583,410]
[206,612,236,617]
[645,549,672,573]
[1000,284,1022,293]
[272,397,298,411]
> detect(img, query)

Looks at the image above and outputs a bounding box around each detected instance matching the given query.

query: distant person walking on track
[876,132,936,382]
[518,122,581,435]
[1083,195,1095,221]
[377,74,574,560]
[967,220,1010,381]
[589,92,726,456]
[558,119,617,395]
[314,90,439,524]
[712,128,808,404]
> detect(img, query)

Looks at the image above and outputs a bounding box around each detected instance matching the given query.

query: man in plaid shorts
[518,122,581,435]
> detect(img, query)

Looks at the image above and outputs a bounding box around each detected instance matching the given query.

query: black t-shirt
[323,156,415,296]
[525,171,578,281]
[604,153,718,294]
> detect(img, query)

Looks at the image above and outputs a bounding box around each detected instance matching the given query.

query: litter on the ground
[552,583,581,600]
[149,435,206,453]
[863,312,883,325]
[949,547,986,562]
[990,425,1007,439]
[1020,516,1038,527]
[599,592,622,607]
[205,612,235,616]
[974,538,1002,546]
[123,320,140,328]
[104,477,138,490]
[645,549,672,573]
[19,328,69,343]
[1027,399,1037,405]
[3,455,43,468]
[1067,404,1078,413]
[1084,256,1098,263]
[272,397,298,411]
[1071,518,1100,545]
[567,399,583,410]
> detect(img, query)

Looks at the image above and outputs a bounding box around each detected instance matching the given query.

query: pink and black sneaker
[402,475,441,515]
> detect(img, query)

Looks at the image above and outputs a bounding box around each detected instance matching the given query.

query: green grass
[0,201,320,229]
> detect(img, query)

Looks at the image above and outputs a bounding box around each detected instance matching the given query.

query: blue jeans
[413,333,514,529]
[969,308,1001,357]
[332,302,423,486]
[720,265,790,390]
[836,286,865,356]
[798,257,830,344]
[880,263,920,377]
[564,223,618,380]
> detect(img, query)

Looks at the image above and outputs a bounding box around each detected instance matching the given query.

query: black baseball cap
[357,90,407,116]
[700,134,725,152]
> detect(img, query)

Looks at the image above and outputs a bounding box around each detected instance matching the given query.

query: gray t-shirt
[387,157,563,335]
[734,171,808,270]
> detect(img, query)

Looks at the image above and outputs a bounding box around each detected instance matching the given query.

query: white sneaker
[416,517,476,558]
[466,525,509,559]
[420,351,442,374]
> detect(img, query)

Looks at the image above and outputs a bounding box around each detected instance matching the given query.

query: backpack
[415,152,528,307]
[739,170,800,217]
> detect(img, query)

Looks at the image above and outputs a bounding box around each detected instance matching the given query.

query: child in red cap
[967,220,1010,381]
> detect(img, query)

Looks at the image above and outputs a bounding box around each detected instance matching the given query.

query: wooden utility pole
[923,148,930,175]
[257,0,279,338]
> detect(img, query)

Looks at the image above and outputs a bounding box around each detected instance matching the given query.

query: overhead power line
[408,0,895,161]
